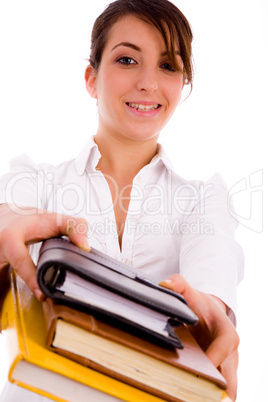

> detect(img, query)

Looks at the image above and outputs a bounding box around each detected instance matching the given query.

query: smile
[126,102,161,112]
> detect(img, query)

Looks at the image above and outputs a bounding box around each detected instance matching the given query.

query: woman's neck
[94,131,159,250]
[94,132,158,180]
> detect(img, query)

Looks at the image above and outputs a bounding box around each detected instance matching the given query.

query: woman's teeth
[127,103,159,111]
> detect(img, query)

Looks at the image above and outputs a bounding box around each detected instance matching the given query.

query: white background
[0,1,267,401]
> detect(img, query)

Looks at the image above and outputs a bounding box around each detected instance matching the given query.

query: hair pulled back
[89,0,194,86]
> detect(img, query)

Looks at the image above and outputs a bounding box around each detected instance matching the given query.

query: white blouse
[0,136,244,322]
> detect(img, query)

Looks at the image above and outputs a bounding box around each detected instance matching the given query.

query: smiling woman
[0,0,245,401]
[85,15,185,147]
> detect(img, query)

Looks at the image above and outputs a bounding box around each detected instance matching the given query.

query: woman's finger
[159,274,200,311]
[3,239,43,300]
[220,349,239,401]
[0,205,90,300]
[205,329,239,368]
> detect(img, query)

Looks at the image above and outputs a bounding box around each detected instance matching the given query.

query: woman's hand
[159,274,239,401]
[0,204,89,301]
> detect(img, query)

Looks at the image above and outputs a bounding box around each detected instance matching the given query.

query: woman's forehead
[104,14,180,53]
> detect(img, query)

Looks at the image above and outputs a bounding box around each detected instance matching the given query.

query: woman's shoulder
[170,168,228,195]
[157,144,228,191]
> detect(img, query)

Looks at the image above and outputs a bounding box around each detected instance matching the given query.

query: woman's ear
[85,65,98,99]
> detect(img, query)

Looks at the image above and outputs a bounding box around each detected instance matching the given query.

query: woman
[0,0,243,400]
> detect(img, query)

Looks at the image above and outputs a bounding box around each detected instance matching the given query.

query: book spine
[1,278,25,384]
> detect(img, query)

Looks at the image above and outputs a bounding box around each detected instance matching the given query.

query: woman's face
[86,15,184,144]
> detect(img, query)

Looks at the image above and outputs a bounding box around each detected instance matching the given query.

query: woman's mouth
[126,102,161,112]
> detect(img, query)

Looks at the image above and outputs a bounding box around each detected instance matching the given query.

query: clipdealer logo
[228,170,263,233]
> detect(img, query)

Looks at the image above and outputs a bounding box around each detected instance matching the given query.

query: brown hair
[89,0,194,87]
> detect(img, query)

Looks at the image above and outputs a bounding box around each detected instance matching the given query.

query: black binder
[37,238,198,348]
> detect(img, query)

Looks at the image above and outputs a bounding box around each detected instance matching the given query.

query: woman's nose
[136,66,158,93]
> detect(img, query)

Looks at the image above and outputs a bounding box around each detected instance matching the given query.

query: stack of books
[0,239,230,402]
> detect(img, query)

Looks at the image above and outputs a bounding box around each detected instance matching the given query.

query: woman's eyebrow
[111,42,141,52]
[111,42,181,57]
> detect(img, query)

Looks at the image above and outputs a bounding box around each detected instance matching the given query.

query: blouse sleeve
[0,154,47,209]
[0,154,56,264]
[179,173,244,325]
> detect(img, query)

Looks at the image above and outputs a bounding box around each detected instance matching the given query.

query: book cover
[42,297,227,402]
[0,271,167,402]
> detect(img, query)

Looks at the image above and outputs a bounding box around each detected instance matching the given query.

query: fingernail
[80,238,91,253]
[34,288,45,301]
[66,223,73,236]
[159,279,173,287]
[161,279,173,284]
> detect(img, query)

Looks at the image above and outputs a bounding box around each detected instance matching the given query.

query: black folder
[37,238,198,348]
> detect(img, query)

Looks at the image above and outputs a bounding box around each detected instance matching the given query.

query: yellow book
[0,272,230,402]
[221,392,233,401]
[0,272,165,402]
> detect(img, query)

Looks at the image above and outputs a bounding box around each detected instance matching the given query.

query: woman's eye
[161,62,176,72]
[116,57,136,65]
